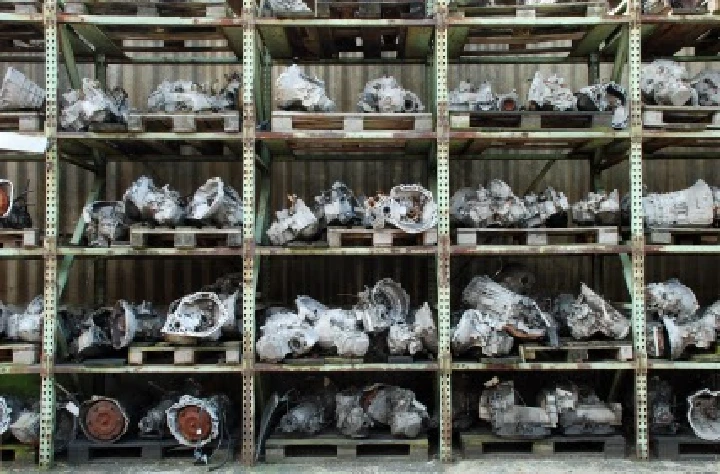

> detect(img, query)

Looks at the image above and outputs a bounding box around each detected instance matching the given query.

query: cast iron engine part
[336,384,431,438]
[450,180,568,228]
[451,309,515,357]
[387,302,437,355]
[641,60,697,106]
[314,181,362,225]
[479,379,622,438]
[0,179,32,229]
[462,275,558,347]
[357,76,424,113]
[571,190,621,226]
[0,67,45,110]
[646,279,699,322]
[355,278,410,333]
[79,396,131,443]
[5,295,43,343]
[527,71,577,111]
[110,300,163,349]
[123,176,186,226]
[60,78,128,131]
[362,184,438,233]
[687,388,720,441]
[553,283,630,340]
[449,80,498,112]
[166,394,229,447]
[662,311,719,360]
[275,390,336,435]
[642,180,714,229]
[692,69,720,106]
[147,78,238,113]
[72,307,113,359]
[186,177,243,227]
[575,82,628,129]
[648,376,679,435]
[275,64,335,112]
[162,291,237,343]
[82,201,128,247]
[0,395,21,436]
[256,311,319,362]
[266,196,322,246]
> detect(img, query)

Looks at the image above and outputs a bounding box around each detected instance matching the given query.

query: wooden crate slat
[327,227,438,247]
[126,112,240,133]
[127,342,241,365]
[450,111,613,130]
[455,227,619,246]
[272,112,433,132]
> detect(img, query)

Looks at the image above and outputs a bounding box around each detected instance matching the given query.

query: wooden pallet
[460,430,626,458]
[63,0,229,17]
[0,112,43,132]
[450,0,606,18]
[0,343,39,364]
[647,227,720,245]
[643,106,720,130]
[128,341,241,365]
[129,225,242,249]
[0,229,41,248]
[265,432,428,463]
[272,112,433,133]
[282,356,363,365]
[520,339,633,362]
[654,434,720,460]
[327,227,438,247]
[0,444,35,464]
[450,111,613,130]
[67,437,235,464]
[126,111,240,133]
[455,227,619,246]
[0,1,40,13]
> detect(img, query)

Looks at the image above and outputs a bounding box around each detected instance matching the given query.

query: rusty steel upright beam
[435,0,452,463]
[242,0,256,465]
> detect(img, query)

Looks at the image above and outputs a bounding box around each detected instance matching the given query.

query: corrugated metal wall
[2,60,719,307]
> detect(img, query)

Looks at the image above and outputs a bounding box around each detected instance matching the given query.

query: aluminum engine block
[276,65,335,112]
[527,72,577,111]
[641,60,697,106]
[0,67,45,110]
[266,197,321,246]
[60,79,128,131]
[123,176,186,226]
[162,291,236,342]
[642,180,714,229]
[571,190,621,226]
[187,177,243,227]
[554,283,630,340]
[357,76,424,113]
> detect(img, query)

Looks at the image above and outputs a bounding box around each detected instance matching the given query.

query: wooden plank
[654,434,720,461]
[265,432,428,463]
[0,343,39,364]
[129,226,242,249]
[450,111,613,130]
[0,444,36,464]
[0,112,43,132]
[643,106,720,130]
[126,112,240,133]
[63,1,228,17]
[455,227,619,246]
[520,340,633,363]
[272,112,432,132]
[327,227,438,247]
[647,227,720,245]
[67,437,235,464]
[0,229,41,248]
[127,342,241,366]
[460,430,626,459]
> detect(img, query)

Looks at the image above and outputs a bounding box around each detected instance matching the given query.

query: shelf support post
[40,0,59,467]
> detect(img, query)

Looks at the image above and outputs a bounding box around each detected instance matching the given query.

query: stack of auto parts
[186,177,243,227]
[641,60,697,106]
[162,291,238,344]
[645,280,720,359]
[575,82,628,129]
[82,201,128,247]
[4,295,43,343]
[452,276,557,357]
[643,180,714,229]
[60,78,129,131]
[479,379,622,438]
[123,176,186,226]
[336,384,431,438]
[450,180,568,228]
[0,394,76,451]
[527,72,577,111]
[357,76,424,113]
[0,67,44,110]
[257,279,436,362]
[110,300,163,350]
[571,190,621,226]
[276,64,336,112]
[267,182,437,245]
[147,75,241,113]
[449,80,519,112]
[0,180,32,229]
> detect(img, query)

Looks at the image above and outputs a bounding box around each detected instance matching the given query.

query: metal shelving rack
[0,0,715,468]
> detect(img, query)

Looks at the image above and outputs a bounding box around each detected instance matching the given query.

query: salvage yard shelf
[2,0,719,469]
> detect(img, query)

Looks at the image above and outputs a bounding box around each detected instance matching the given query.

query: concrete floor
[8,458,720,474]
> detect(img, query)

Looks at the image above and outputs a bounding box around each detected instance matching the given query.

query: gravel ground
[6,458,719,474]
